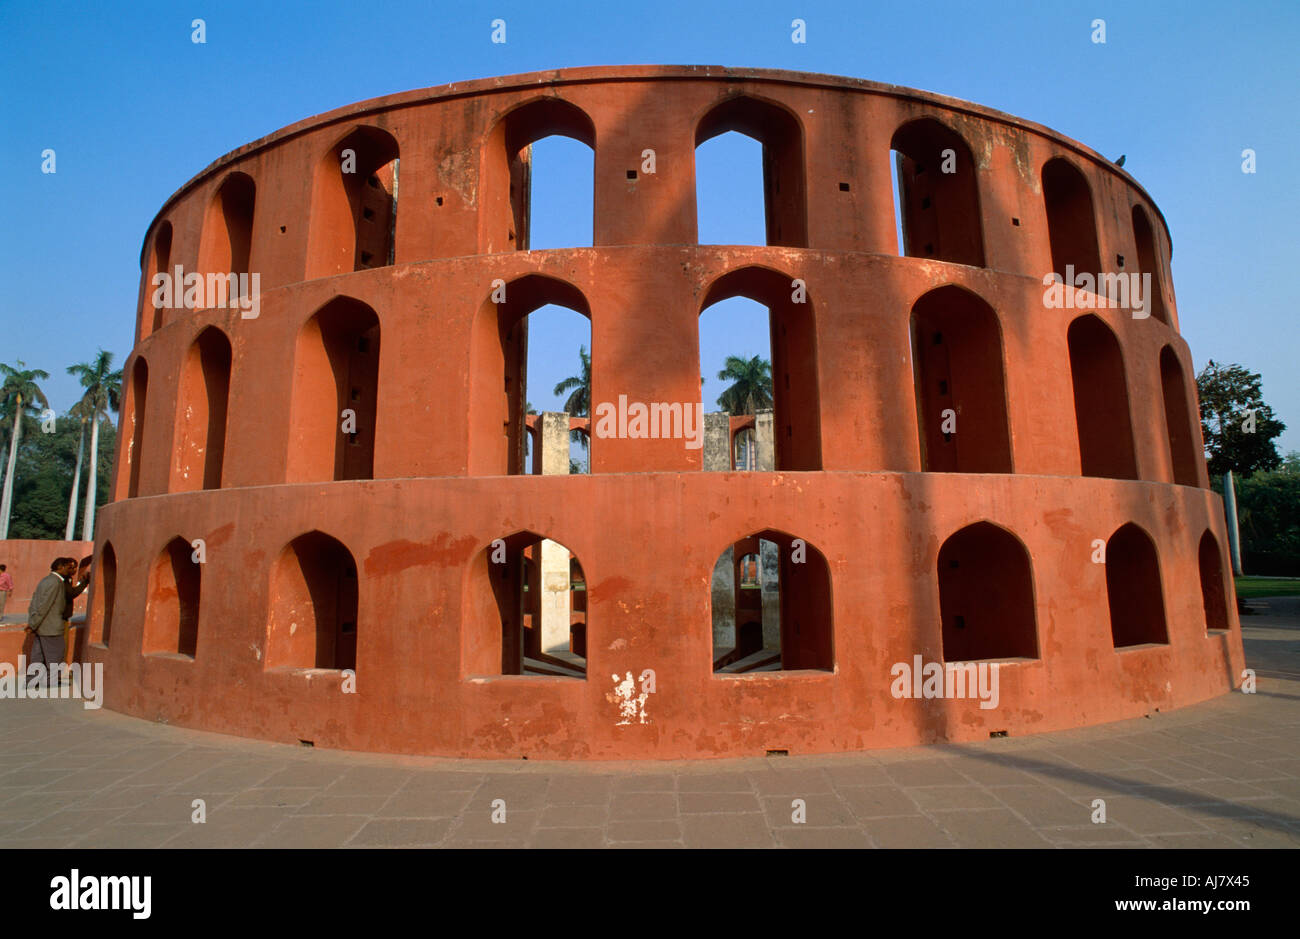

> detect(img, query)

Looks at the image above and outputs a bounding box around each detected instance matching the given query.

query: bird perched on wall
[1114,154,1126,166]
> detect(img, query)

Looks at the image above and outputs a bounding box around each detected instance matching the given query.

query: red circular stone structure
[84,66,1244,759]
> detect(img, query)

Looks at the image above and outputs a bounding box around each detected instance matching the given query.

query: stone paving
[1,598,1297,849]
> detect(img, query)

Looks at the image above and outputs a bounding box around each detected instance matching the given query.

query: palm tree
[0,361,51,539]
[716,354,773,416]
[553,345,592,448]
[68,350,122,541]
[64,400,92,540]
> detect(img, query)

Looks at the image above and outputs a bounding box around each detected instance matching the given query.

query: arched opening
[732,425,757,470]
[174,326,232,491]
[1105,523,1168,647]
[701,297,771,466]
[527,135,594,249]
[569,556,587,656]
[524,420,540,474]
[889,118,984,266]
[464,531,586,678]
[143,536,201,658]
[481,98,596,253]
[696,130,766,246]
[937,522,1038,661]
[146,221,172,336]
[1042,158,1101,278]
[197,172,255,288]
[909,286,1012,473]
[1067,314,1138,479]
[522,417,590,474]
[695,95,807,247]
[574,425,591,473]
[1159,345,1200,487]
[525,315,592,475]
[700,267,821,471]
[123,357,148,499]
[1198,530,1231,633]
[92,541,116,645]
[711,529,833,673]
[468,275,592,476]
[287,297,381,483]
[266,531,358,671]
[1131,205,1168,325]
[305,126,400,278]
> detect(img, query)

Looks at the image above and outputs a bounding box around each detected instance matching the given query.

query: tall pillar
[703,412,730,471]
[540,412,571,476]
[760,539,781,649]
[755,410,775,471]
[538,412,572,653]
[711,547,735,650]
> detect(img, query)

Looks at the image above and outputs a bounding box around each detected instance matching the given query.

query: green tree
[1212,452,1300,574]
[64,401,91,540]
[67,350,122,540]
[553,346,591,417]
[0,361,51,539]
[1196,360,1286,477]
[716,354,773,416]
[553,345,592,449]
[8,415,116,540]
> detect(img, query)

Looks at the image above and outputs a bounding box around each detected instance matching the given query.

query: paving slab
[934,808,1055,848]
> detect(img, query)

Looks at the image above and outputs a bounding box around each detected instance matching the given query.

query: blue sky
[1,0,1296,454]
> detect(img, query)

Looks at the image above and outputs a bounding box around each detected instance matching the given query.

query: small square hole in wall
[989,730,1008,738]
[921,196,931,209]
[299,739,314,748]
[341,622,356,634]
[1012,217,1020,226]
[839,182,850,191]
[627,169,637,179]
[363,207,375,221]
[923,243,934,255]
[766,748,789,757]
[938,380,948,395]
[360,251,374,265]
[367,175,380,189]
[1116,254,1124,267]
[279,225,287,234]
[954,614,966,628]
[436,196,444,206]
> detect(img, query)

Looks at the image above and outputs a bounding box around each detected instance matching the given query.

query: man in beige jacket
[28,557,77,674]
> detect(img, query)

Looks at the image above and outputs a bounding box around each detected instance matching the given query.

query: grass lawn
[1234,576,1300,599]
